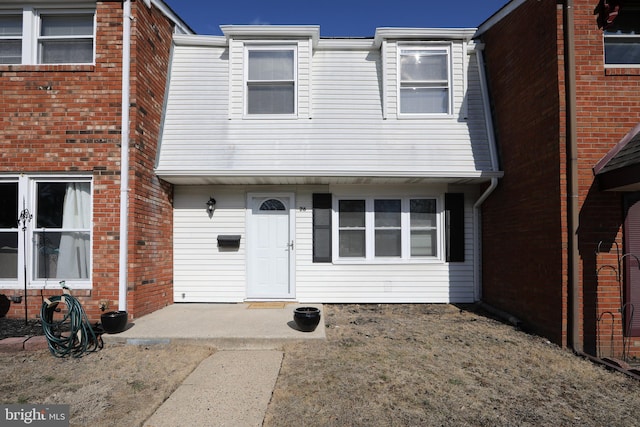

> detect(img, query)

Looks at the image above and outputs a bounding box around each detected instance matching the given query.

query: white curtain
[56,183,90,278]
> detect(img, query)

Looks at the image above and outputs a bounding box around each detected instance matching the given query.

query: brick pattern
[0,1,174,322]
[480,0,640,358]
[480,0,567,346]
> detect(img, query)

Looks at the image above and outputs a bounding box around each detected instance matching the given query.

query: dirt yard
[266,304,640,427]
[2,304,640,426]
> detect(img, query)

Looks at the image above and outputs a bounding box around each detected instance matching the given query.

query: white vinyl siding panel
[173,186,247,302]
[173,185,476,303]
[158,38,493,179]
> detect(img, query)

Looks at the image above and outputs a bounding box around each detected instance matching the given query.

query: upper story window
[245,46,296,115]
[0,7,95,65]
[604,7,640,66]
[0,13,22,64]
[399,46,451,115]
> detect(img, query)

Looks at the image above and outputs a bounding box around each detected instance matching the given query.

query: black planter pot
[100,311,128,334]
[0,295,10,318]
[293,307,321,332]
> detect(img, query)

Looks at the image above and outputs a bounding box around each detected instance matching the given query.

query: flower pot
[293,307,321,332]
[0,294,9,318]
[100,311,128,334]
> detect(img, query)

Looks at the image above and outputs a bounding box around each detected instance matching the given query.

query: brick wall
[481,0,640,358]
[479,0,567,346]
[0,1,175,322]
[572,0,640,357]
[127,1,175,317]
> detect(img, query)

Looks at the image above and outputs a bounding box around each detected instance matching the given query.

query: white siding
[173,184,477,303]
[157,36,494,180]
[173,186,246,302]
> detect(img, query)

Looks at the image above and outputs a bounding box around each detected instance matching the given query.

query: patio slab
[101,302,325,350]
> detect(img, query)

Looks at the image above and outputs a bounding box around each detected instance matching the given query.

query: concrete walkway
[144,350,283,427]
[102,303,324,426]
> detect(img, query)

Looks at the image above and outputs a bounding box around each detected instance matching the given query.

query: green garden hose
[40,292,102,358]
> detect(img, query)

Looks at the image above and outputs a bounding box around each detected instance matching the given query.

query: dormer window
[399,46,451,115]
[245,46,296,115]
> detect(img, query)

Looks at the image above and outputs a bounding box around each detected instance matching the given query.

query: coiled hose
[40,292,103,358]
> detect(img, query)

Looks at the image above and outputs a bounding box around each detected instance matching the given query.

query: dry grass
[3,304,640,426]
[0,343,212,427]
[265,304,640,427]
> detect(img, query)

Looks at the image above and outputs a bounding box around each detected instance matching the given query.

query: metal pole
[18,206,32,325]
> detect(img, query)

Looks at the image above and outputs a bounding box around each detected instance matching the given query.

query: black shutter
[624,192,640,336]
[445,193,465,262]
[313,193,332,263]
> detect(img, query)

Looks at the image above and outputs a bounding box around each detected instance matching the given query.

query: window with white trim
[0,7,95,65]
[245,46,296,115]
[604,7,640,66]
[399,46,451,115]
[334,197,439,262]
[0,177,92,288]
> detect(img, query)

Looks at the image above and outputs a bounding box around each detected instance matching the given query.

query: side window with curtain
[313,194,332,262]
[34,181,91,280]
[0,182,18,280]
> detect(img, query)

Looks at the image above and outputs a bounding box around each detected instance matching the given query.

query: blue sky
[164,0,509,37]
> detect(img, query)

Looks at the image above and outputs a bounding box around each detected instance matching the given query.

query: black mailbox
[217,235,241,249]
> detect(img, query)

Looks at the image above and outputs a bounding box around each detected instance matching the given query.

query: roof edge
[475,0,526,38]
[374,27,477,47]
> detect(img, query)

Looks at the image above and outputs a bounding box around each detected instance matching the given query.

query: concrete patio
[101,302,326,350]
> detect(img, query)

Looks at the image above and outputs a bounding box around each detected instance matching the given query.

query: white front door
[247,194,295,299]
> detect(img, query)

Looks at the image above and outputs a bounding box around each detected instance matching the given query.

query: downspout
[472,42,500,301]
[118,0,132,312]
[564,0,581,353]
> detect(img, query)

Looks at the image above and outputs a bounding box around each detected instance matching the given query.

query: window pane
[37,183,66,228]
[400,87,448,114]
[247,84,294,114]
[339,230,365,257]
[374,199,401,227]
[34,231,90,279]
[37,182,90,229]
[339,200,365,227]
[39,39,93,64]
[410,199,436,228]
[605,38,640,64]
[375,230,401,257]
[604,10,640,65]
[401,50,448,81]
[604,11,640,35]
[0,182,18,228]
[0,233,18,279]
[0,15,22,36]
[248,50,294,80]
[259,199,286,211]
[40,15,94,37]
[411,230,437,257]
[0,40,21,64]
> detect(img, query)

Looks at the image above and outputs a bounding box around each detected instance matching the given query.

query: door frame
[245,192,296,300]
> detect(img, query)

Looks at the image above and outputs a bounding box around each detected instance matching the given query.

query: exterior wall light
[206,197,216,214]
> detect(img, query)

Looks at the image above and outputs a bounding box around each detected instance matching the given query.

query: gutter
[564,0,581,352]
[472,43,501,301]
[118,0,132,312]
